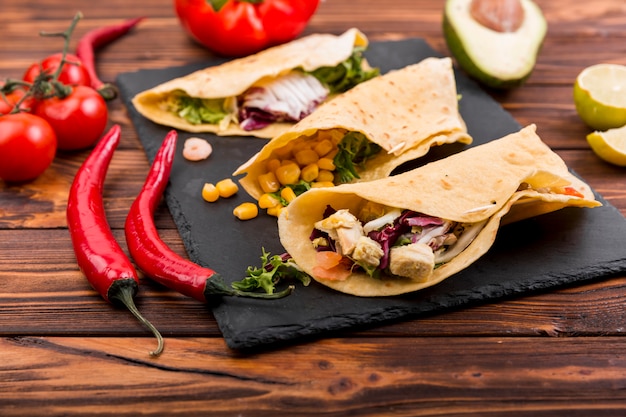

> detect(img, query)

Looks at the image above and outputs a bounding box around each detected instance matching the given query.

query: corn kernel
[313,139,334,157]
[275,162,301,185]
[325,148,339,159]
[330,130,346,143]
[300,163,319,182]
[317,157,335,171]
[258,193,280,209]
[316,169,335,183]
[291,140,312,154]
[280,187,297,204]
[233,202,258,220]
[265,158,281,173]
[273,142,294,159]
[201,183,219,202]
[258,171,280,193]
[215,178,239,198]
[294,149,319,166]
[316,130,331,143]
[267,205,284,217]
[311,181,335,188]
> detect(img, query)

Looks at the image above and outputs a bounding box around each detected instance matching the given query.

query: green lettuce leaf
[308,47,380,94]
[333,131,382,183]
[168,92,228,125]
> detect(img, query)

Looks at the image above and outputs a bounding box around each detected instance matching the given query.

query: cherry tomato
[23,53,91,87]
[174,0,320,57]
[0,113,57,183]
[0,86,35,115]
[34,86,108,151]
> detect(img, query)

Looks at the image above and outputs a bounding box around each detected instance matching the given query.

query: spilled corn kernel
[233,202,259,220]
[201,183,219,202]
[215,178,239,198]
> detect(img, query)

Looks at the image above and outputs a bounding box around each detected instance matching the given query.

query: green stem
[108,279,164,357]
[39,11,83,84]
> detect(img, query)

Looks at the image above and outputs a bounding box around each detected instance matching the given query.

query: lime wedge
[574,64,626,130]
[587,124,626,167]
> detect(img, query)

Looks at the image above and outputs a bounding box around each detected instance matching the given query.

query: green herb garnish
[232,248,311,295]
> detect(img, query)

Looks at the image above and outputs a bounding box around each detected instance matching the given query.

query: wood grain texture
[1,0,626,415]
[3,336,626,416]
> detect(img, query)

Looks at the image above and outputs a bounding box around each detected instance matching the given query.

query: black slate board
[117,38,626,350]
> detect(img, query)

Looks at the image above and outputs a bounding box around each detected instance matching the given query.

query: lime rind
[574,64,626,130]
[586,124,626,167]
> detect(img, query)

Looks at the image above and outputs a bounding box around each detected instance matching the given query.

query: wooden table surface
[2,0,626,415]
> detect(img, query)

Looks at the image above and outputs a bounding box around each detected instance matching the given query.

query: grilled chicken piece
[389,243,435,282]
[352,236,384,268]
[314,209,364,256]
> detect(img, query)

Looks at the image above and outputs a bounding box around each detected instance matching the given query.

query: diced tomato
[313,251,351,281]
[315,251,343,269]
[563,186,585,198]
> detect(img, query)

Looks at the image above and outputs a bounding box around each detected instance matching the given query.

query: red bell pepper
[174,0,321,57]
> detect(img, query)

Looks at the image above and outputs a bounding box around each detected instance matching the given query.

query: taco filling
[309,203,487,282]
[253,129,382,214]
[162,48,378,132]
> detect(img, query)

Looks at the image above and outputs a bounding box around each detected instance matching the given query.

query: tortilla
[132,28,370,138]
[234,57,472,201]
[277,124,601,297]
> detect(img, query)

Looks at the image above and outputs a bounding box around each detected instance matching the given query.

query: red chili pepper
[67,124,164,356]
[125,130,293,303]
[75,17,145,101]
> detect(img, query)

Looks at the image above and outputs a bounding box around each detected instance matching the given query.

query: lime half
[574,63,626,131]
[587,124,626,167]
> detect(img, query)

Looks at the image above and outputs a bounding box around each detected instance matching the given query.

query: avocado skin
[442,7,543,90]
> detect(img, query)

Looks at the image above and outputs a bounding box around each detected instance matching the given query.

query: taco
[132,28,379,138]
[234,57,472,211]
[277,124,601,297]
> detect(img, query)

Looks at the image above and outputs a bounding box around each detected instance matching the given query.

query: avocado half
[443,0,547,89]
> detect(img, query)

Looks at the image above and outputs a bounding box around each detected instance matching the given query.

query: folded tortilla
[278,124,601,297]
[235,57,472,201]
[132,28,371,138]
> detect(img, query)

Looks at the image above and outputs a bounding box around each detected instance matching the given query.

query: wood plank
[2,336,626,416]
[2,226,626,338]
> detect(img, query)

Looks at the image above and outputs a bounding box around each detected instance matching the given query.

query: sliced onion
[434,220,487,264]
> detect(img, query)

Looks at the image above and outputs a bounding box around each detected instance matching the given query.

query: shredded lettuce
[168,93,229,125]
[333,132,382,183]
[308,47,380,93]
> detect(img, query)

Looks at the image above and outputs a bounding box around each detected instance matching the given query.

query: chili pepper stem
[108,279,164,357]
[96,83,119,101]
